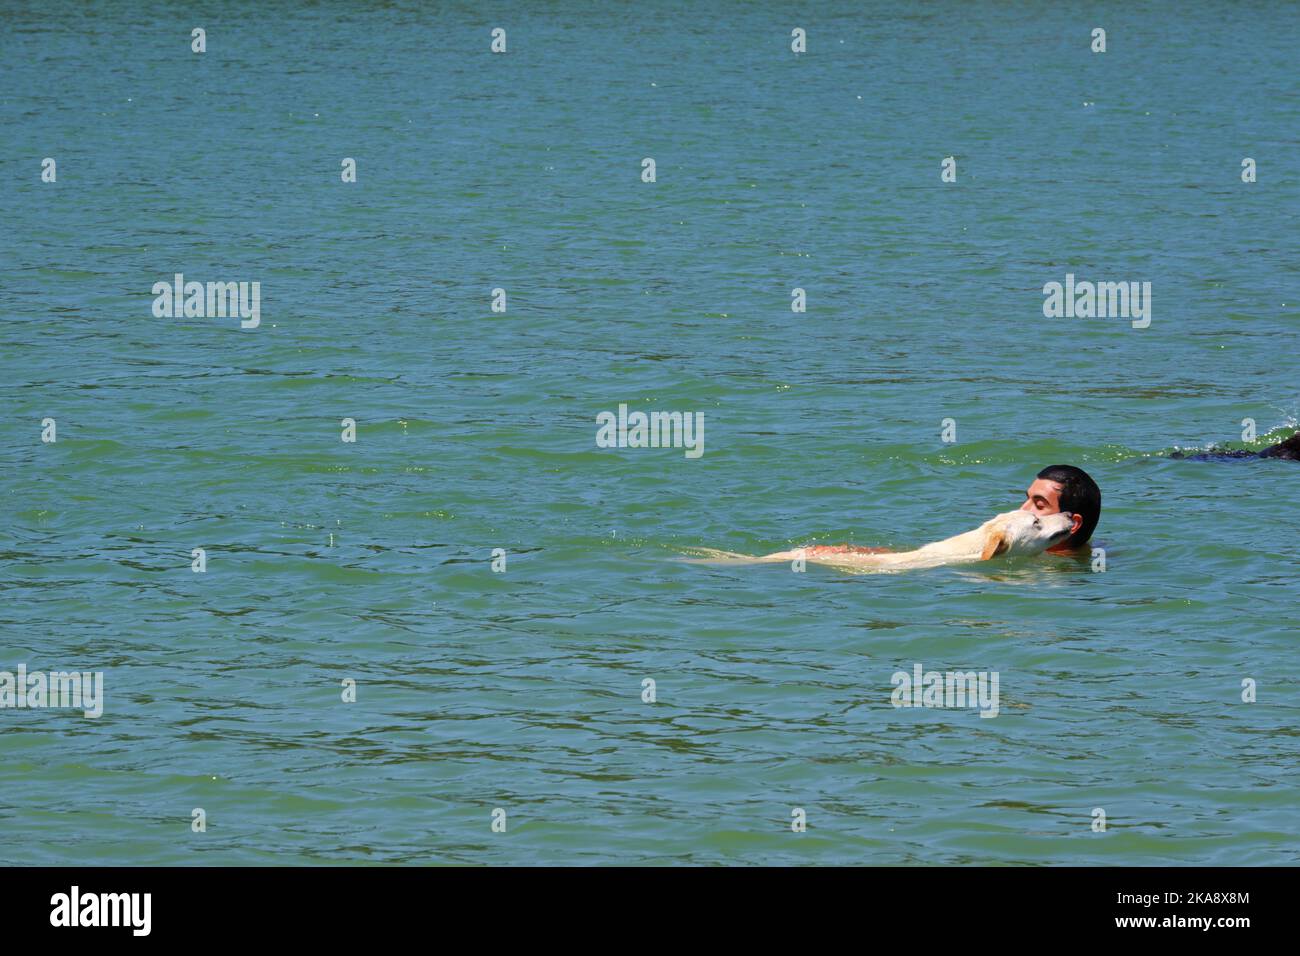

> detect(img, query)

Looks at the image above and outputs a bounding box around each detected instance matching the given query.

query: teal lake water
[1,1,1297,865]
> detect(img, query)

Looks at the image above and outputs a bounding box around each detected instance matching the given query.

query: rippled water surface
[1,1,1297,865]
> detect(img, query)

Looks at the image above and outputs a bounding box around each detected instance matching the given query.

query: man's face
[1020,478,1083,552]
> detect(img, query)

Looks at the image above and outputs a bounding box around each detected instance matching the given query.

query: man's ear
[981,530,1010,561]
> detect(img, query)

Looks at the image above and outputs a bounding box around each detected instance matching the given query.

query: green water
[1,1,1297,865]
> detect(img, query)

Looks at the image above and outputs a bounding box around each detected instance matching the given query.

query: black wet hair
[1036,464,1101,549]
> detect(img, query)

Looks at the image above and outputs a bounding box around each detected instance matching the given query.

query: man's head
[1019,464,1101,553]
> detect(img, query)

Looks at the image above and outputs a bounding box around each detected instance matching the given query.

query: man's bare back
[801,545,893,557]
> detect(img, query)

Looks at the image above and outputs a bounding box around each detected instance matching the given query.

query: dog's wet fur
[1170,429,1300,461]
[684,510,1075,574]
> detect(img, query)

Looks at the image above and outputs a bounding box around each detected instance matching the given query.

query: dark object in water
[1171,430,1300,461]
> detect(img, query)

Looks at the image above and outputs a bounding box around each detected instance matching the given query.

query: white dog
[684,510,1075,573]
